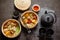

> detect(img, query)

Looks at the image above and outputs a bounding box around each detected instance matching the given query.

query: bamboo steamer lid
[14,0,31,11]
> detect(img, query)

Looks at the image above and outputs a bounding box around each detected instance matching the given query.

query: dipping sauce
[33,6,39,11]
[32,4,40,12]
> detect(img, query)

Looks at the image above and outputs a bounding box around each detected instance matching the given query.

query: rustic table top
[0,0,60,40]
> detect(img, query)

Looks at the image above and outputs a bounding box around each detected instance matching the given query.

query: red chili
[33,14,37,19]
[27,19,32,24]
[34,6,39,10]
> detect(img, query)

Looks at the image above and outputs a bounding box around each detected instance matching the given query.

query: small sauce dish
[32,4,40,12]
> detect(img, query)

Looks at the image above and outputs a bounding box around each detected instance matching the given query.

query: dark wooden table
[0,0,60,40]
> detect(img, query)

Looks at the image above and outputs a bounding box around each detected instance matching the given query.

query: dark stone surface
[0,0,60,40]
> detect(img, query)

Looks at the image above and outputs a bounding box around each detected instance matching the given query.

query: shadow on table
[0,32,21,40]
[14,5,30,13]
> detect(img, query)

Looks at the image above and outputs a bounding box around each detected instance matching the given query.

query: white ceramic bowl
[14,0,31,11]
[1,19,21,38]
